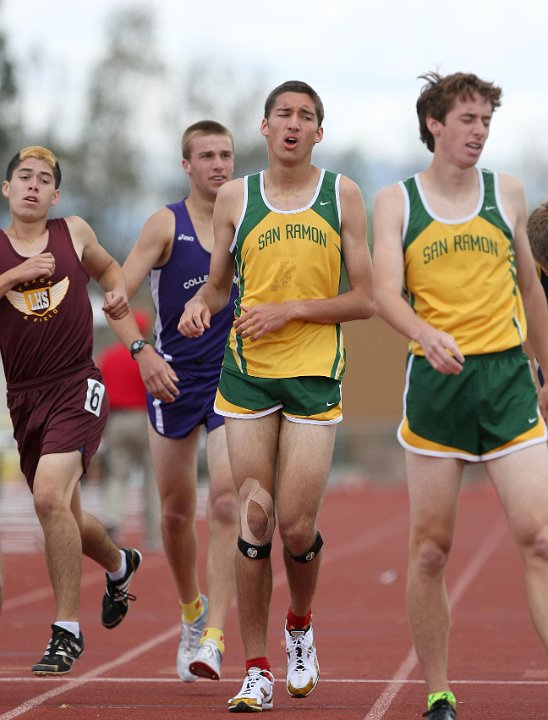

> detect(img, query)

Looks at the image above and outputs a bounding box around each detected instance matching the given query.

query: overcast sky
[2,0,548,190]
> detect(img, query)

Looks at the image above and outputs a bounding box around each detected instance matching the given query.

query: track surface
[1,476,547,719]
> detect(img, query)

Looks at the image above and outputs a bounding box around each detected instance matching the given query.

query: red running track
[0,478,547,719]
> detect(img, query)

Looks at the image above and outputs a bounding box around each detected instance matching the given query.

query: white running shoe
[189,638,222,680]
[285,624,320,698]
[176,594,208,682]
[228,667,274,713]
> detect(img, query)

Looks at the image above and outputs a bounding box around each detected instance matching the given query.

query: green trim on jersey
[330,324,345,377]
[403,169,513,251]
[310,170,341,233]
[402,176,432,251]
[236,174,272,255]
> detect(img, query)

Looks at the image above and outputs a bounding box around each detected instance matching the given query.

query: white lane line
[3,571,104,612]
[362,518,508,720]
[0,625,182,720]
[0,510,408,719]
[0,677,546,686]
[322,512,409,561]
[2,555,166,612]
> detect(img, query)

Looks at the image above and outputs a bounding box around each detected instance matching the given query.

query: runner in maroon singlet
[0,146,148,675]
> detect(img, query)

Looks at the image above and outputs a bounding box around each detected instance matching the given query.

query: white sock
[107,549,127,581]
[54,621,80,638]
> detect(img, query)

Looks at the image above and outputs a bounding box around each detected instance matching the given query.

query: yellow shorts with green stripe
[399,347,547,461]
[215,366,342,425]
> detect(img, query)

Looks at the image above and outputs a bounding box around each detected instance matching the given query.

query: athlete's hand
[178,296,211,337]
[102,290,130,320]
[135,346,179,402]
[234,303,294,341]
[416,324,464,375]
[14,252,56,282]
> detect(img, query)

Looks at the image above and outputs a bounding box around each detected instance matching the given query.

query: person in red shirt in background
[98,309,160,548]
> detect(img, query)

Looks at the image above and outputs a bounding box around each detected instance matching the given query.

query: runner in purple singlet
[109,121,238,682]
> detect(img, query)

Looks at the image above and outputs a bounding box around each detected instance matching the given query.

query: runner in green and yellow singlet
[373,71,548,720]
[179,80,374,713]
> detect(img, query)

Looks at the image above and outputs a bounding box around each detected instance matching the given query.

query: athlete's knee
[284,530,324,563]
[160,498,195,535]
[533,528,548,560]
[32,484,64,522]
[33,492,54,521]
[278,513,318,556]
[521,524,548,562]
[239,477,276,545]
[208,484,238,527]
[411,537,451,576]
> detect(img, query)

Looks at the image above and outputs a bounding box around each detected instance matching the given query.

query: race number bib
[85,378,106,417]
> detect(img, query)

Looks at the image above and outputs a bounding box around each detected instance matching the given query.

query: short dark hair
[6,146,62,188]
[181,120,234,161]
[264,81,325,128]
[528,201,548,266]
[416,71,502,152]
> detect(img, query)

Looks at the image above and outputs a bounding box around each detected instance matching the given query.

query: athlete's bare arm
[336,175,375,319]
[114,208,179,401]
[65,214,176,400]
[233,176,374,342]
[373,184,464,375]
[178,179,241,337]
[67,215,129,320]
[123,207,175,298]
[501,174,548,419]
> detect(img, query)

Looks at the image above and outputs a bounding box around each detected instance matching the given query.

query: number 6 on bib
[85,378,105,417]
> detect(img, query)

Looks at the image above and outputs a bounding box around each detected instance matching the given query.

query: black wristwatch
[130,339,149,359]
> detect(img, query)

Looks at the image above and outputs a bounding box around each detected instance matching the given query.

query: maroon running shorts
[6,361,109,489]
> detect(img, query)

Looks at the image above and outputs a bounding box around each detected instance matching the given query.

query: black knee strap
[238,536,272,560]
[289,531,324,563]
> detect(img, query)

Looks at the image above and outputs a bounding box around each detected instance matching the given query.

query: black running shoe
[101,547,142,628]
[423,699,457,719]
[32,624,84,675]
